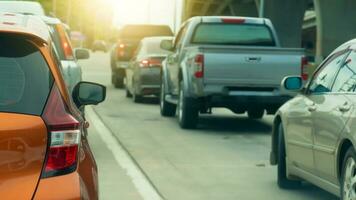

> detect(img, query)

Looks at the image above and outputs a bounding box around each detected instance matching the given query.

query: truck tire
[126,87,132,98]
[341,147,356,200]
[177,81,198,129]
[277,124,301,189]
[112,74,124,88]
[160,80,176,117]
[248,109,264,119]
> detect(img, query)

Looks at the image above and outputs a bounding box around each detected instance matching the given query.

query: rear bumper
[209,94,292,107]
[136,68,161,95]
[33,172,97,200]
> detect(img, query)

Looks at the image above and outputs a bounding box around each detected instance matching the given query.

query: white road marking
[87,106,163,200]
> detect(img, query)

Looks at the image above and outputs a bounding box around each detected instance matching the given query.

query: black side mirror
[75,48,90,60]
[72,82,106,108]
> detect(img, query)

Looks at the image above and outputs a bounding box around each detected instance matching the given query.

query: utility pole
[173,0,177,33]
[66,0,72,25]
[52,0,57,16]
[259,0,265,17]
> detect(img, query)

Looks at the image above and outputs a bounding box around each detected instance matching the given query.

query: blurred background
[36,0,182,48]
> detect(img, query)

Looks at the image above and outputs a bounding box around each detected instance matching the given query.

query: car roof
[0,13,50,44]
[141,36,173,43]
[0,1,45,16]
[40,16,61,25]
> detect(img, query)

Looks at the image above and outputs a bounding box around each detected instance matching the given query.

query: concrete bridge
[182,0,356,62]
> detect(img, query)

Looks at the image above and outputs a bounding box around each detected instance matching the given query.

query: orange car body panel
[0,14,98,199]
[0,113,47,200]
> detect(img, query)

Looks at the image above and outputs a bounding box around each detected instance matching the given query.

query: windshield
[0,36,53,116]
[192,23,276,46]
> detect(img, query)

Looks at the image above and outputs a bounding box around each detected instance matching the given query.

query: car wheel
[160,79,176,117]
[112,74,124,88]
[277,123,301,189]
[341,147,356,200]
[177,81,198,129]
[126,87,132,98]
[248,109,264,119]
[133,86,142,103]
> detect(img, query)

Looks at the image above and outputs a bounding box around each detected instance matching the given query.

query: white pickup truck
[160,16,307,129]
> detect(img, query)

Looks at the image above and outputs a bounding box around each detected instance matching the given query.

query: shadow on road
[198,115,272,134]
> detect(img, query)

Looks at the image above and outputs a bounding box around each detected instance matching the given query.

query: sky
[111,0,183,32]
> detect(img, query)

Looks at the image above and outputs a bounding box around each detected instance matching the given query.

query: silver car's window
[332,51,356,92]
[309,52,347,93]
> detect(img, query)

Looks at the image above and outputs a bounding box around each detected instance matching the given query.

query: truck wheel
[277,123,301,189]
[248,109,264,119]
[341,147,356,200]
[112,74,124,88]
[126,87,132,98]
[160,80,176,117]
[177,81,198,129]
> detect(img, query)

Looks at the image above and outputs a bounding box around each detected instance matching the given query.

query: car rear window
[145,40,171,55]
[120,25,173,39]
[192,23,276,46]
[0,36,53,116]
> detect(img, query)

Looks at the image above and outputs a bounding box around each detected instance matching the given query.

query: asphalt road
[80,52,338,200]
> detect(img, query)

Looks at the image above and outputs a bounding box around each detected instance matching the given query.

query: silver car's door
[312,51,356,184]
[287,51,348,174]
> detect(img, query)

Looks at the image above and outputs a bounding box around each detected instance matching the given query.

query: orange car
[0,13,104,199]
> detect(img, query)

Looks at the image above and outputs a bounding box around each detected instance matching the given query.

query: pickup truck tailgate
[202,46,304,87]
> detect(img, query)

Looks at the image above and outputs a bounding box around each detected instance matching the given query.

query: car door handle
[339,102,351,112]
[308,105,317,112]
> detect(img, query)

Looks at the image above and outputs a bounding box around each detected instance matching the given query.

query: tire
[160,79,176,117]
[133,86,143,103]
[248,109,264,119]
[277,123,301,189]
[341,147,356,200]
[177,81,199,129]
[126,87,132,98]
[112,74,124,88]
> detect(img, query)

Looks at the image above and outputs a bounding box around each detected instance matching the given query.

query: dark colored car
[125,36,172,102]
[110,24,173,88]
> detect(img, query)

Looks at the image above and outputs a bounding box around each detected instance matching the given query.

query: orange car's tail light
[42,85,80,178]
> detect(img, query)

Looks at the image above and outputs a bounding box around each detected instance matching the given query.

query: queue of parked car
[110,14,356,199]
[0,1,104,199]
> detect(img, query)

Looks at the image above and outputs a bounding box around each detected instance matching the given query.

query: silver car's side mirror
[160,40,174,51]
[281,76,303,91]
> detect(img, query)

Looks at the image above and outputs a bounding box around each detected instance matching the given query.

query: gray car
[125,37,172,103]
[271,39,356,199]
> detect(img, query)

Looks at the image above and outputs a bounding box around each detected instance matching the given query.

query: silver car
[125,36,172,103]
[270,39,356,199]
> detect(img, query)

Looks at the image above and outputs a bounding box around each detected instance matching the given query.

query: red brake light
[139,58,162,68]
[57,24,74,60]
[222,18,245,24]
[301,56,308,81]
[194,54,204,78]
[42,85,80,178]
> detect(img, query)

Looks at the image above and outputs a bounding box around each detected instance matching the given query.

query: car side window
[332,51,356,92]
[308,51,348,94]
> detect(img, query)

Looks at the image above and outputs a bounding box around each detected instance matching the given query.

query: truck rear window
[192,23,276,46]
[0,36,53,116]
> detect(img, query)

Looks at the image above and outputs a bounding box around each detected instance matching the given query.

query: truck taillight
[117,43,125,58]
[301,56,308,81]
[194,54,204,78]
[139,58,162,68]
[42,85,80,178]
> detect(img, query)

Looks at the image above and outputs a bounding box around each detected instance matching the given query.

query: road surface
[80,52,338,200]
